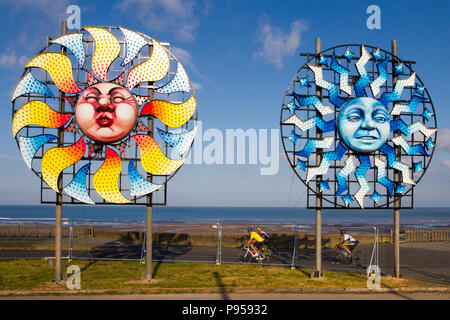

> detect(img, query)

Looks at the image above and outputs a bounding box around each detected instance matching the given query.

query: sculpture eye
[347,114,361,122]
[373,110,389,123]
[113,96,124,103]
[374,115,387,123]
[86,95,97,103]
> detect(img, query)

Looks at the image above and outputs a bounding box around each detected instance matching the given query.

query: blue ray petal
[18,134,57,169]
[120,27,148,66]
[155,62,191,93]
[12,73,54,101]
[51,33,85,67]
[128,161,162,197]
[157,125,197,155]
[63,164,95,204]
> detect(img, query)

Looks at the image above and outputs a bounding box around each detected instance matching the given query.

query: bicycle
[260,243,272,261]
[236,244,266,264]
[332,243,361,265]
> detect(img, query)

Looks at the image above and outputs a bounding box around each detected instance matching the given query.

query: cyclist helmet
[257,227,261,232]
[340,229,346,234]
[247,228,252,233]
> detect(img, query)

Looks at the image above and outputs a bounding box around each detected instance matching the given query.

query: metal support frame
[144,46,155,281]
[368,226,379,273]
[291,224,299,270]
[54,20,67,283]
[25,26,172,206]
[313,38,323,278]
[216,222,222,265]
[392,39,401,278]
[282,44,433,211]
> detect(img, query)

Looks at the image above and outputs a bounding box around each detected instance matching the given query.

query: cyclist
[257,227,270,242]
[247,228,264,259]
[338,230,359,258]
[256,227,270,252]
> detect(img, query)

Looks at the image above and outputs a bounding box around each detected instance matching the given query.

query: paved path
[1,292,449,300]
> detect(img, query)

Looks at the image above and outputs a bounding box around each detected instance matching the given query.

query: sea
[0,205,448,230]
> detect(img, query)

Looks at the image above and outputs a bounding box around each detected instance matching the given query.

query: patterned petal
[12,73,54,101]
[12,100,72,137]
[131,134,185,175]
[140,94,196,128]
[127,38,169,90]
[84,27,120,81]
[18,134,57,169]
[120,27,148,66]
[41,137,86,192]
[155,62,190,93]
[51,33,85,67]
[128,160,162,197]
[25,53,82,94]
[157,125,198,155]
[92,147,130,203]
[63,164,95,204]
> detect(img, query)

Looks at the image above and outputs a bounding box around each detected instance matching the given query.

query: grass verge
[0,259,448,294]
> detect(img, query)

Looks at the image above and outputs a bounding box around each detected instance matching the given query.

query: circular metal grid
[280,44,437,209]
[11,26,198,205]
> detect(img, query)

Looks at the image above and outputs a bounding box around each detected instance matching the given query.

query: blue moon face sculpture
[337,97,390,153]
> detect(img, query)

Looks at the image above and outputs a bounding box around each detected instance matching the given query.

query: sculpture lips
[356,135,377,140]
[96,113,113,127]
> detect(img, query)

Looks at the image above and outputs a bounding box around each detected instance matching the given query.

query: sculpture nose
[97,95,113,112]
[361,115,375,129]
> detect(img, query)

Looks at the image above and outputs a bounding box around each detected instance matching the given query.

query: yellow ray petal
[127,38,169,90]
[139,94,196,128]
[12,100,72,137]
[84,27,120,81]
[25,53,82,94]
[131,134,185,175]
[41,137,86,192]
[93,147,130,203]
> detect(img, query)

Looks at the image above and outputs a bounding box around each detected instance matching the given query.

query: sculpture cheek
[75,103,95,126]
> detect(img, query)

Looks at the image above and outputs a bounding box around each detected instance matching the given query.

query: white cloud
[254,19,308,69]
[171,47,194,66]
[191,81,202,91]
[0,53,29,69]
[0,154,21,161]
[438,128,450,152]
[171,46,215,90]
[1,0,69,19]
[441,160,450,170]
[118,0,203,42]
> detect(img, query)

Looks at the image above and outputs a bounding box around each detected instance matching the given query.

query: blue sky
[0,0,449,207]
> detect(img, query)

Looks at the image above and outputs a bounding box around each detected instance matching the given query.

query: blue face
[337,97,390,153]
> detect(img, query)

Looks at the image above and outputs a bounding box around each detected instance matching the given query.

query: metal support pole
[291,224,298,270]
[392,40,401,278]
[144,44,155,281]
[68,224,73,262]
[216,222,222,265]
[313,37,323,278]
[140,224,146,264]
[55,20,67,283]
[145,203,152,280]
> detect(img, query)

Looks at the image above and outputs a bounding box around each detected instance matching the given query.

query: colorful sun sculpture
[280,44,437,209]
[11,26,197,204]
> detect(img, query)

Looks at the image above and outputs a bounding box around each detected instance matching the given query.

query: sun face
[337,97,390,153]
[75,83,138,143]
[280,45,437,209]
[11,26,198,205]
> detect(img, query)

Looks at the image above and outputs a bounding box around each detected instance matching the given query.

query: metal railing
[0,221,448,281]
[405,229,450,243]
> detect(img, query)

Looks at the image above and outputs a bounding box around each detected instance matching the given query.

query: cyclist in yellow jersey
[247,228,264,258]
